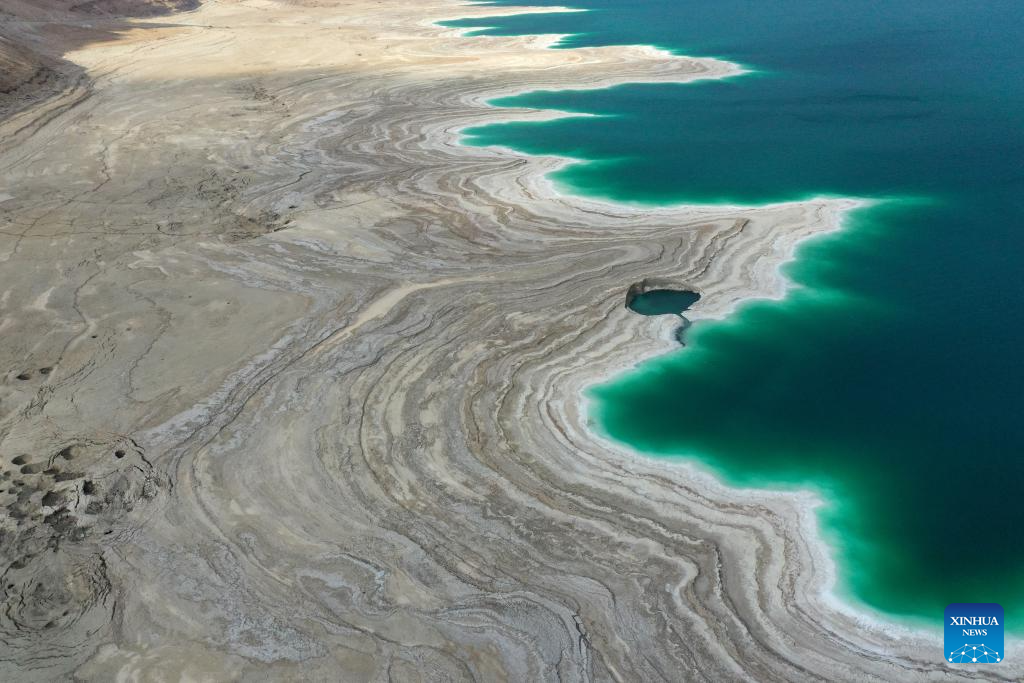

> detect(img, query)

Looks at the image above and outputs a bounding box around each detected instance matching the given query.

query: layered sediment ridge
[0,1,1011,680]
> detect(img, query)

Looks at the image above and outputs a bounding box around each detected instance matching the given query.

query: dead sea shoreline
[434,5,978,644]
[0,0,1015,679]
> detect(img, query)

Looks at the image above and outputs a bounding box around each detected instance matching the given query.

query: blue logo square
[945,603,1003,664]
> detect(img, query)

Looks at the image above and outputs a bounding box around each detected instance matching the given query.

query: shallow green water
[627,289,699,317]
[445,1,1024,630]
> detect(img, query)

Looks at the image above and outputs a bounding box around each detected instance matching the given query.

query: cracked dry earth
[0,0,1011,680]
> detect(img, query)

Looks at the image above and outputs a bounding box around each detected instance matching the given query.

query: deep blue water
[444,1,1024,630]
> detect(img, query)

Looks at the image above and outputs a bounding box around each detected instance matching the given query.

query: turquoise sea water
[627,289,700,317]
[444,2,1024,630]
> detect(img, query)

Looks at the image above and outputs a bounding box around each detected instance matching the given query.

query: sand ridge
[0,1,1011,680]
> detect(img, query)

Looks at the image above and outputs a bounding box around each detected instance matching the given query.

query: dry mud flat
[0,1,1012,680]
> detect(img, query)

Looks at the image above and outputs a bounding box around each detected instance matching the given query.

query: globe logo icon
[948,644,1000,664]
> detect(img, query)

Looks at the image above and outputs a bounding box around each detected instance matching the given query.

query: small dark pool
[627,289,700,316]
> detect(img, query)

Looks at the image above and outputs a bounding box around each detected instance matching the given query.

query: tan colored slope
[0,0,198,118]
[0,36,40,92]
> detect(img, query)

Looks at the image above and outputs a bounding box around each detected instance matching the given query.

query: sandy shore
[0,0,1015,680]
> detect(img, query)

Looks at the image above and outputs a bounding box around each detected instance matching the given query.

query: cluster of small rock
[1,439,161,635]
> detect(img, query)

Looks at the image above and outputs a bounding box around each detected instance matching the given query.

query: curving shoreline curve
[0,0,1017,679]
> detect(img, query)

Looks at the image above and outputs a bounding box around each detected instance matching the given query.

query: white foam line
[432,0,969,647]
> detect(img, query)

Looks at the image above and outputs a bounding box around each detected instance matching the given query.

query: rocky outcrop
[0,36,70,118]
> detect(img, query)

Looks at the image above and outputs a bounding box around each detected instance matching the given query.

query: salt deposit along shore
[0,0,1015,680]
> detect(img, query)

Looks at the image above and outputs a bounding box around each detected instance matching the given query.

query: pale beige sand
[0,1,1013,680]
